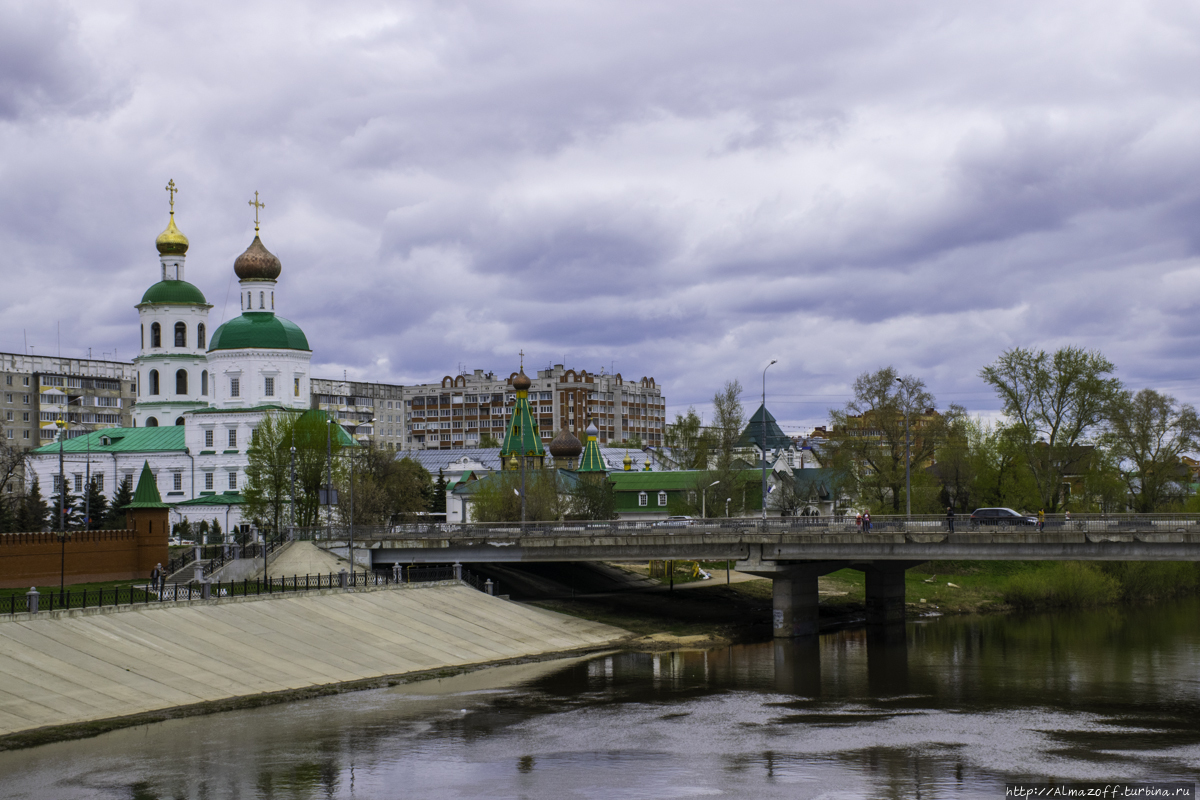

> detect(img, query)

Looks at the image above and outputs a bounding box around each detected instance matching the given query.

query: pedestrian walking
[1037,509,1045,532]
[151,563,162,596]
[863,511,872,532]
[856,511,863,531]
[946,506,955,533]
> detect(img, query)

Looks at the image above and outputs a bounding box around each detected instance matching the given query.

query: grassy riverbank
[527,560,1200,644]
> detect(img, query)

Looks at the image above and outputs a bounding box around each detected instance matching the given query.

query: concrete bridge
[310,515,1200,639]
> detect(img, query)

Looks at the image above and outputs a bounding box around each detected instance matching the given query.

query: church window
[228,428,237,448]
[204,429,213,448]
[259,292,265,309]
[229,472,237,490]
[205,472,213,491]
[230,378,240,398]
[264,377,274,397]
[150,323,161,348]
[271,292,274,309]
[197,323,205,349]
[176,369,188,395]
[140,325,144,349]
[149,370,159,395]
[173,473,182,491]
[201,370,208,396]
[638,492,648,507]
[294,377,300,397]
[658,491,668,507]
[146,417,159,427]
[175,417,184,426]
[174,322,186,347]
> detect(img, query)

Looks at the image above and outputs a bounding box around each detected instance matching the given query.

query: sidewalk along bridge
[305,514,1200,639]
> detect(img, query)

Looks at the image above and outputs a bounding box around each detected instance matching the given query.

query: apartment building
[1,352,136,494]
[310,378,406,448]
[399,365,666,451]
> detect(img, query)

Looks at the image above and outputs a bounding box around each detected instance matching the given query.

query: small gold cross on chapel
[165,179,178,212]
[248,191,265,233]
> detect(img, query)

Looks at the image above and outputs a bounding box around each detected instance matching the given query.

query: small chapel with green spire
[500,354,545,469]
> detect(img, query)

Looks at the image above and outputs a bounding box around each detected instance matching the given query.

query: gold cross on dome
[519,350,524,370]
[248,191,265,233]
[165,179,178,212]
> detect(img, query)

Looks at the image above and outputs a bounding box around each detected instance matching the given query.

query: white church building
[28,191,329,534]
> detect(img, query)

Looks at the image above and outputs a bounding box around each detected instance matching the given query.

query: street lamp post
[55,418,68,601]
[761,359,777,524]
[701,479,719,519]
[340,417,373,573]
[895,377,911,520]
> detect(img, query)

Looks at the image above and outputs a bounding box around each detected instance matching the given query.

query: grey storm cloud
[2,0,1200,433]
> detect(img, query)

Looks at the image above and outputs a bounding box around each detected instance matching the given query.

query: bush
[1002,562,1120,609]
[1099,561,1200,602]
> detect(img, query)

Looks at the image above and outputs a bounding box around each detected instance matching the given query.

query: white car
[654,516,694,528]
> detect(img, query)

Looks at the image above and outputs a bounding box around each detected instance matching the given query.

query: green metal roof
[172,492,245,507]
[500,392,545,459]
[139,280,209,306]
[608,469,762,491]
[208,312,310,352]
[31,426,185,454]
[127,461,169,508]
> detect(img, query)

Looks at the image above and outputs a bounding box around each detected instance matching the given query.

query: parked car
[653,516,695,528]
[969,508,1037,527]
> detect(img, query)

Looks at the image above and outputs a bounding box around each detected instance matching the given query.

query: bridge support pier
[772,568,820,638]
[861,562,922,626]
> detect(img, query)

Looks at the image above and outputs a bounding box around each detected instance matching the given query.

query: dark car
[969,507,1037,527]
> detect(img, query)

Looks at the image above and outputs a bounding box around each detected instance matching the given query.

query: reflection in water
[1,600,1199,798]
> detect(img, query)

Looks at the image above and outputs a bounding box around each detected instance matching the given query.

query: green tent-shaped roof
[738,404,792,452]
[500,375,545,463]
[126,461,169,508]
[576,421,607,473]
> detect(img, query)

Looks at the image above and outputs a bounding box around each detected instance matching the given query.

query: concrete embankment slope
[0,584,625,742]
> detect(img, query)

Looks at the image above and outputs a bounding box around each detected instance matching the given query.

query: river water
[2,599,1199,799]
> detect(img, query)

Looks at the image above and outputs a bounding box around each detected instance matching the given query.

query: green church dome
[140,280,208,306]
[208,312,310,352]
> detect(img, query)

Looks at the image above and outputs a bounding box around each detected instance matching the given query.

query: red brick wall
[0,510,169,588]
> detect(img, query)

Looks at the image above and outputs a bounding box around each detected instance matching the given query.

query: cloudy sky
[3,0,1200,434]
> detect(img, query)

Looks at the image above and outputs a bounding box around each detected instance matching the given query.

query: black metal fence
[0,565,491,616]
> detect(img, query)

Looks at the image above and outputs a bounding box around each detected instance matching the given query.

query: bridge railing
[300,513,1200,540]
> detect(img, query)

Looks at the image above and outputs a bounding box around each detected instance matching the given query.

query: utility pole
[761,359,777,524]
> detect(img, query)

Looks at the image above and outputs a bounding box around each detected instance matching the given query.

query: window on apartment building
[205,429,213,448]
[22,394,28,404]
[230,377,240,397]
[264,377,274,397]
[23,377,29,386]
[4,412,10,421]
[4,430,10,440]
[4,376,9,385]
[229,472,237,490]
[173,473,183,491]
[638,492,648,507]
[4,394,10,403]
[205,472,213,491]
[22,431,28,440]
[228,428,237,448]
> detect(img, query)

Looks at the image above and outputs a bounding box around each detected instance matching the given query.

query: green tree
[470,469,566,522]
[336,445,432,526]
[18,477,47,531]
[83,476,108,530]
[712,380,745,470]
[566,474,617,520]
[478,433,501,448]
[243,411,295,535]
[980,346,1121,512]
[210,518,223,544]
[0,493,13,533]
[827,367,959,512]
[0,439,26,503]
[1101,388,1200,512]
[432,469,447,515]
[49,482,79,530]
[663,407,711,470]
[107,475,133,529]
